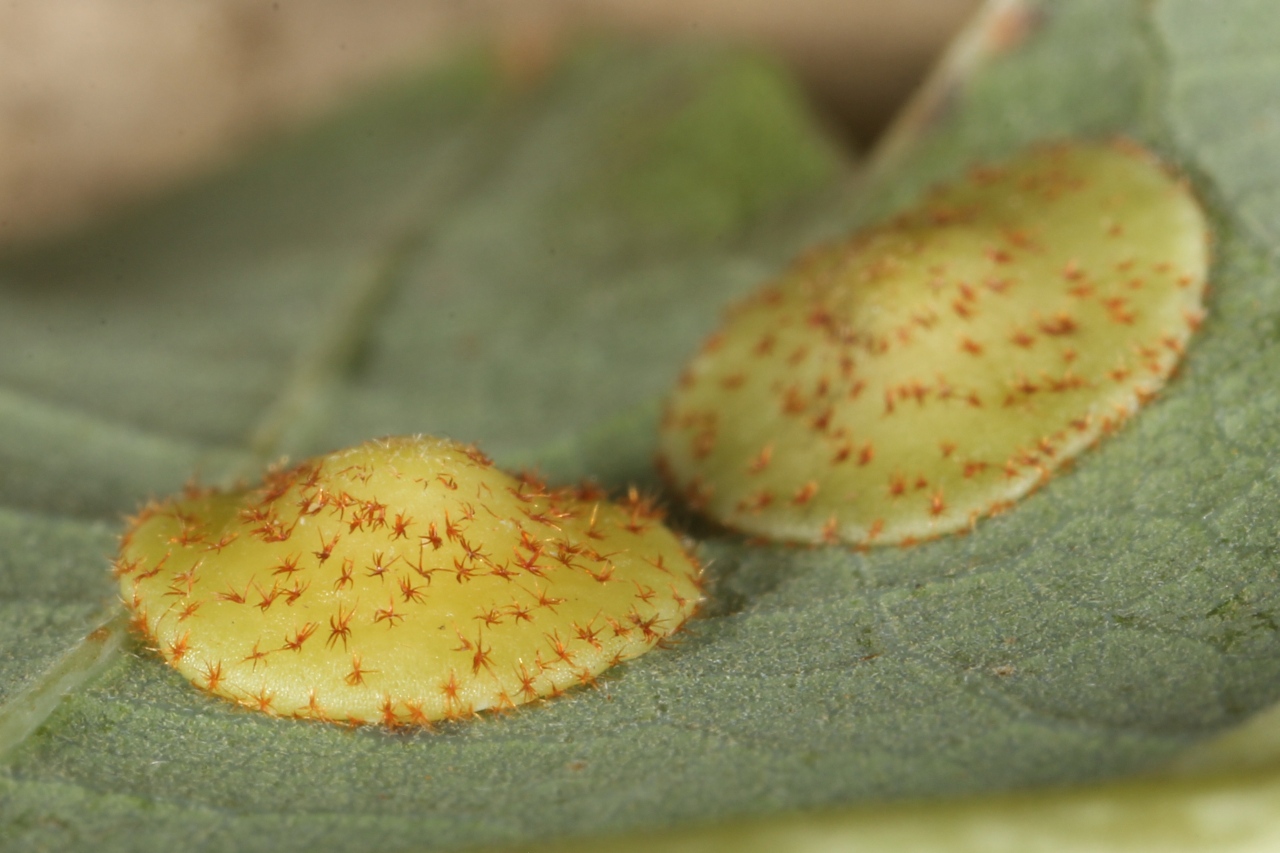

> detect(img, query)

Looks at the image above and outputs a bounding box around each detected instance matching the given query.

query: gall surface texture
[658,141,1209,545]
[116,436,702,725]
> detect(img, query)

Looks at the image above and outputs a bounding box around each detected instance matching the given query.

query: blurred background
[0,0,979,247]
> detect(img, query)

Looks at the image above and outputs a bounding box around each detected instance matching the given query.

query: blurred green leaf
[2,2,1280,851]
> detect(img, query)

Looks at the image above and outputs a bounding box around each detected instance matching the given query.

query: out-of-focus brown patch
[0,0,979,246]
[984,2,1045,55]
[495,14,565,91]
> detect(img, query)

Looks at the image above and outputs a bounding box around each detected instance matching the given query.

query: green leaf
[1,2,1279,851]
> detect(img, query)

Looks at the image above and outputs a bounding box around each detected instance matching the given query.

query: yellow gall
[658,140,1209,545]
[116,436,702,725]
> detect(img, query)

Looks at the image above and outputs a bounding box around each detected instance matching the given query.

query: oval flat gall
[658,141,1209,546]
[115,436,702,725]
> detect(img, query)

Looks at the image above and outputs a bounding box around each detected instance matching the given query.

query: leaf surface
[2,3,1280,851]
